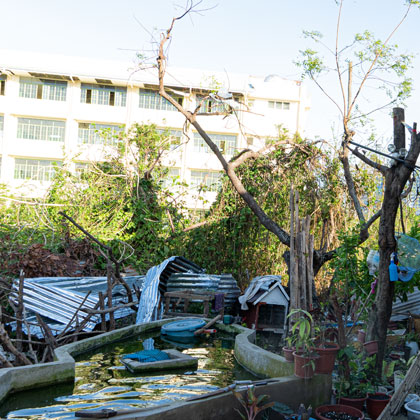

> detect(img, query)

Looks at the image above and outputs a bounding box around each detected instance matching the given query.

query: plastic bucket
[405,400,420,420]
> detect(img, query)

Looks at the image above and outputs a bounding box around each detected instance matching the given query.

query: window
[196,95,229,114]
[78,123,123,146]
[193,132,237,155]
[17,118,65,142]
[268,101,290,110]
[81,84,126,107]
[14,158,62,182]
[190,170,222,192]
[0,75,6,96]
[156,128,183,151]
[162,167,180,188]
[139,88,182,111]
[19,77,67,101]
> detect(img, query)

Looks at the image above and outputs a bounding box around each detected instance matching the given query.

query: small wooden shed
[240,277,289,333]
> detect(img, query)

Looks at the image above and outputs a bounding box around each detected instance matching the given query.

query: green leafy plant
[287,308,316,356]
[233,387,274,420]
[335,346,374,399]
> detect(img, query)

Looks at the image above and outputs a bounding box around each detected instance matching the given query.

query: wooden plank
[300,222,307,311]
[289,188,296,314]
[194,314,222,335]
[307,233,314,310]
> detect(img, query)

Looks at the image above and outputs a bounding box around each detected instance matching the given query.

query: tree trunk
[367,114,420,373]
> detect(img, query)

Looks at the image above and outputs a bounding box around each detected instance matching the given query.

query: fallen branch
[0,323,32,365]
[82,300,138,315]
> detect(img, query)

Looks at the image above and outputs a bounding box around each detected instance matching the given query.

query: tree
[47,123,187,272]
[296,0,420,370]
[150,0,420,372]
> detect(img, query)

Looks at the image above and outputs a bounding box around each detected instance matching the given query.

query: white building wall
[0,50,310,209]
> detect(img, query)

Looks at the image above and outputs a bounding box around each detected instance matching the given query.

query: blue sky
[1,0,420,145]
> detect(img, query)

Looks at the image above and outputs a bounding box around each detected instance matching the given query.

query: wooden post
[16,270,25,352]
[99,292,106,332]
[293,191,300,314]
[107,262,115,331]
[289,188,296,313]
[393,107,405,150]
[299,224,307,311]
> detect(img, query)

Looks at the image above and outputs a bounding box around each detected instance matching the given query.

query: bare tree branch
[349,147,387,174]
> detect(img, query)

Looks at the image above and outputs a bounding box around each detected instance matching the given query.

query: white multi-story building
[0,50,310,209]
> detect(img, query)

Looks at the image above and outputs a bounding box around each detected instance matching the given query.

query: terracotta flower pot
[282,346,295,363]
[367,392,391,420]
[363,340,379,356]
[315,342,339,374]
[337,395,367,411]
[357,329,366,343]
[315,404,364,420]
[292,351,319,379]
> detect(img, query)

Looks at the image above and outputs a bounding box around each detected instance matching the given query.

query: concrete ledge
[74,375,331,419]
[0,318,171,404]
[230,324,295,378]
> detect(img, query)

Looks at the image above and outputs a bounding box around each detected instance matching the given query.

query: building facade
[0,50,310,209]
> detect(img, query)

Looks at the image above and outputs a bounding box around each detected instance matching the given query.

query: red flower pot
[315,342,339,374]
[315,404,364,420]
[363,340,379,356]
[282,346,295,363]
[367,392,391,420]
[337,395,367,411]
[293,351,319,379]
[357,329,366,343]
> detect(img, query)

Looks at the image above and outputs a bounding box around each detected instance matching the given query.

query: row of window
[8,157,222,192]
[0,76,290,112]
[12,118,122,145]
[1,116,237,153]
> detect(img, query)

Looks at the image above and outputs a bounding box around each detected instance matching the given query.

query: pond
[1,330,257,419]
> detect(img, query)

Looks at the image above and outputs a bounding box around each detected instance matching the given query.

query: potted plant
[335,346,373,411]
[313,304,340,374]
[282,333,296,363]
[288,309,319,379]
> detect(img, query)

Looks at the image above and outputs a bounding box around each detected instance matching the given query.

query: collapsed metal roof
[9,256,241,338]
[10,275,145,337]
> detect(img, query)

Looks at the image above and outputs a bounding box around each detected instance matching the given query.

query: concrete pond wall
[0,319,331,416]
[0,318,170,404]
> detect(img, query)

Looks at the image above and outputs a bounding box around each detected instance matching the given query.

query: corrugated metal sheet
[166,273,241,309]
[135,256,205,324]
[10,275,145,337]
[392,287,420,320]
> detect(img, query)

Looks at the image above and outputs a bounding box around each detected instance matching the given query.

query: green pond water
[1,331,257,419]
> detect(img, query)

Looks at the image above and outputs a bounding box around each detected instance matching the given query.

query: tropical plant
[287,308,316,356]
[233,386,274,420]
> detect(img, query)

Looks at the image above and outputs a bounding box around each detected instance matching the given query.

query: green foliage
[329,227,372,300]
[287,308,316,356]
[178,135,377,289]
[336,346,375,398]
[0,123,189,277]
